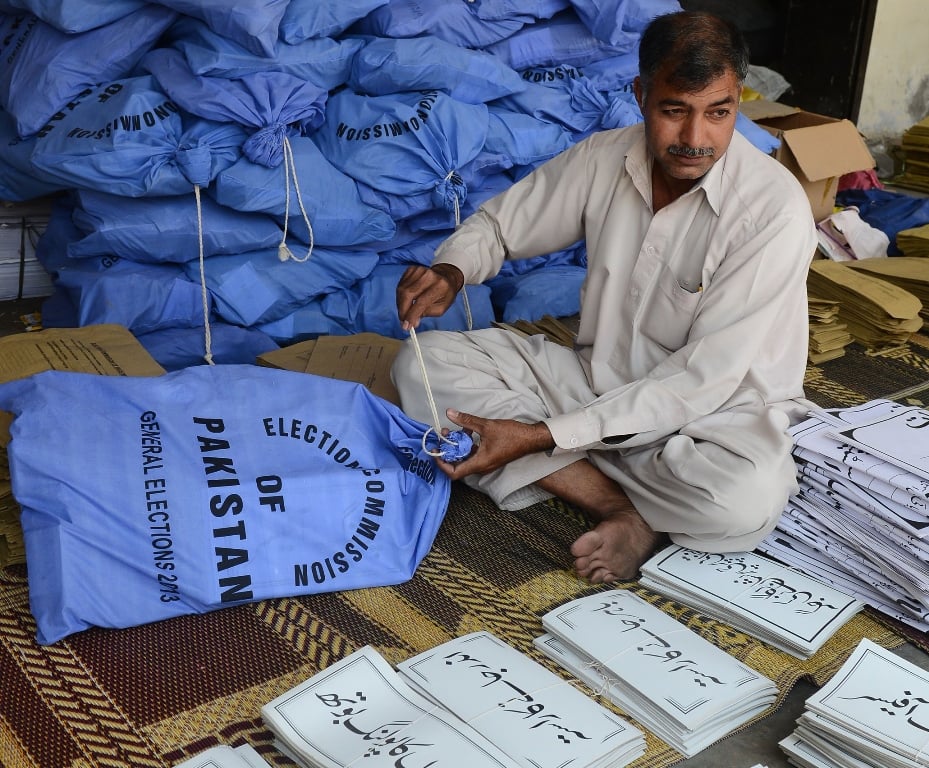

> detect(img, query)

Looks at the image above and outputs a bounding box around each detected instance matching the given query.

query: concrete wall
[857,0,929,140]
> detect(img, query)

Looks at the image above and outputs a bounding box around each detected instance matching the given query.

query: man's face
[635,67,741,184]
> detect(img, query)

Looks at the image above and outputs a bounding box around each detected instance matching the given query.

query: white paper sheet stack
[639,545,863,659]
[757,399,929,634]
[534,589,778,758]
[262,646,522,768]
[780,639,929,768]
[174,744,271,768]
[396,631,646,768]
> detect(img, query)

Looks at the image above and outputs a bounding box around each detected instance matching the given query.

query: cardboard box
[741,100,875,223]
[258,333,403,406]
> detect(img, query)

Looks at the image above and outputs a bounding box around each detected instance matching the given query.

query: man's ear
[633,76,644,109]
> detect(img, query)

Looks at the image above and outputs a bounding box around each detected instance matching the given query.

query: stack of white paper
[396,631,646,768]
[757,399,929,634]
[639,545,863,658]
[781,638,929,768]
[174,744,270,768]
[534,589,778,758]
[262,646,521,768]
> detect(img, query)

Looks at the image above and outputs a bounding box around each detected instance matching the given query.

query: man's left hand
[436,408,555,480]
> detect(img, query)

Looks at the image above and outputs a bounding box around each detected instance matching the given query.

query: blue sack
[258,269,494,343]
[569,0,681,45]
[212,136,397,247]
[735,111,781,155]
[314,89,489,217]
[280,0,389,43]
[836,188,929,256]
[136,323,279,371]
[182,246,379,327]
[484,8,637,70]
[0,8,177,138]
[0,109,65,201]
[142,48,328,168]
[469,0,570,22]
[165,16,364,93]
[69,190,284,263]
[0,364,450,644]
[151,0,289,58]
[29,76,247,197]
[349,0,526,48]
[486,107,575,166]
[349,36,527,105]
[0,0,147,33]
[35,198,211,334]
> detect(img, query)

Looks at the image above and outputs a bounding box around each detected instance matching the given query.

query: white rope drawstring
[409,169,473,459]
[278,135,314,264]
[193,183,214,366]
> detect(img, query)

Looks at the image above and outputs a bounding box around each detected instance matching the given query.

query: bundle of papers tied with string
[263,636,646,768]
[780,639,929,768]
[806,259,923,350]
[639,545,863,659]
[847,256,929,326]
[759,399,929,635]
[534,589,778,758]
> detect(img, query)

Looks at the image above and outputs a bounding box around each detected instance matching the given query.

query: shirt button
[570,437,579,447]
[646,245,656,256]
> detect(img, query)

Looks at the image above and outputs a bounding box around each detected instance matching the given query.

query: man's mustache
[668,145,715,158]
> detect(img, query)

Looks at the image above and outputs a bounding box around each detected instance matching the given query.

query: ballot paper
[535,589,778,758]
[780,639,929,768]
[263,646,528,768]
[396,631,646,768]
[174,744,271,768]
[759,399,929,635]
[639,545,863,658]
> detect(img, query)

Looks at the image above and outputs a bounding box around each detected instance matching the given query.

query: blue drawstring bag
[69,190,284,264]
[29,76,247,198]
[142,48,328,168]
[569,0,682,45]
[485,107,575,167]
[212,136,397,247]
[0,0,147,33]
[349,36,527,105]
[835,188,929,256]
[165,16,365,92]
[469,0,570,22]
[279,0,389,43]
[314,89,489,222]
[182,246,379,327]
[135,323,280,371]
[484,8,637,70]
[0,109,65,201]
[734,111,781,155]
[403,171,515,234]
[257,271,494,344]
[581,50,640,92]
[150,0,289,58]
[34,198,210,334]
[0,8,177,138]
[319,264,496,338]
[0,364,450,644]
[348,0,526,48]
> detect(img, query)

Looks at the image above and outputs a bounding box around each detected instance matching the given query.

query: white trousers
[392,328,799,553]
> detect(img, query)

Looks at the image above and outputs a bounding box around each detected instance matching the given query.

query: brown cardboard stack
[806,259,923,351]
[896,115,929,194]
[0,325,164,566]
[806,295,853,363]
[897,223,929,258]
[846,256,929,326]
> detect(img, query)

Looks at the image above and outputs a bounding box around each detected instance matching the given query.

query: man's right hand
[396,263,464,331]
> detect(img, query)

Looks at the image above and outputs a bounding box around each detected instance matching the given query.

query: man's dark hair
[638,11,749,95]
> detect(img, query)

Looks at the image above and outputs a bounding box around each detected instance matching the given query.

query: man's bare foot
[536,458,664,583]
[570,510,661,582]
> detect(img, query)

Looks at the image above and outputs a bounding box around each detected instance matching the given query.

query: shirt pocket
[638,264,703,352]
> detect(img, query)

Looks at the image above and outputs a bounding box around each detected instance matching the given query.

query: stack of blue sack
[0,0,781,372]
